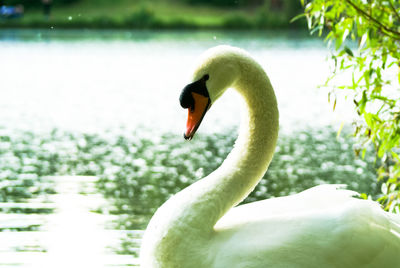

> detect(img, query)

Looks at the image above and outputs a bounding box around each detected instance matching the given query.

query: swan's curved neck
[140,55,279,266]
[202,60,279,227]
[168,58,278,231]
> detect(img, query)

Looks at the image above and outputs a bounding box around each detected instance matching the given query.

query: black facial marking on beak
[179,74,209,110]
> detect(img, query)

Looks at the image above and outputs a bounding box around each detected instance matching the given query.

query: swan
[139,45,400,268]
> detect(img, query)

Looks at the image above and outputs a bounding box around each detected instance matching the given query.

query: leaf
[382,182,388,195]
[382,51,387,69]
[344,46,354,57]
[310,25,324,35]
[335,36,343,50]
[359,32,368,48]
[364,112,373,127]
[324,31,334,43]
[337,122,344,138]
[363,70,370,87]
[359,90,367,114]
[391,151,400,162]
[333,98,337,111]
[398,70,400,85]
[342,28,350,43]
[378,143,386,158]
[361,148,367,159]
[290,13,306,23]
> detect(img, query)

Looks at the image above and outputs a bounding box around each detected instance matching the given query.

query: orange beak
[184,92,211,140]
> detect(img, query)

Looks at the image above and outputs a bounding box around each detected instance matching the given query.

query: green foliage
[124,7,158,28]
[0,0,304,29]
[53,0,81,5]
[183,0,263,7]
[4,0,80,8]
[222,13,255,28]
[301,0,400,212]
[221,0,305,29]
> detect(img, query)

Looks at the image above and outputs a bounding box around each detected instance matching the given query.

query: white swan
[140,45,400,268]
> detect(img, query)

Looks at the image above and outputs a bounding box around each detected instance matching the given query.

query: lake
[0,29,354,135]
[0,29,370,267]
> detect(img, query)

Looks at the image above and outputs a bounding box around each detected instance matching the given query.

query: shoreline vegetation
[0,0,306,30]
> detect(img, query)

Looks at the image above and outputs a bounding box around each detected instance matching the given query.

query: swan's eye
[203,74,209,81]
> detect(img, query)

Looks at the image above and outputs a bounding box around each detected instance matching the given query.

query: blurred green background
[0,0,305,29]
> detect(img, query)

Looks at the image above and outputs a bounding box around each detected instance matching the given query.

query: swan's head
[179,45,241,140]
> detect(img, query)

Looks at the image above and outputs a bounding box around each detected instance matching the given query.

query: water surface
[0,29,371,267]
[0,29,353,134]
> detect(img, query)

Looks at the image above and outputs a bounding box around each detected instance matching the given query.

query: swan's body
[140,46,400,267]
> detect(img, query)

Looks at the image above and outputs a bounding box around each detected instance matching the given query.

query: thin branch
[345,0,400,40]
[389,0,400,23]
